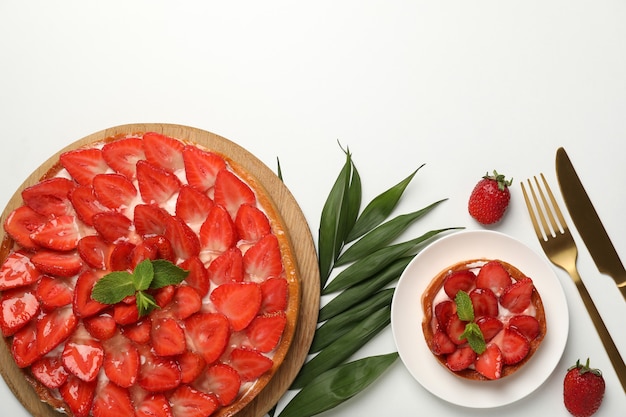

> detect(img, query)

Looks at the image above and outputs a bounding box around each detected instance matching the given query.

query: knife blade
[556,147,626,301]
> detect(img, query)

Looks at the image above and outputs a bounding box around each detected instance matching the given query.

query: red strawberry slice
[37,305,78,356]
[36,275,73,310]
[59,375,96,417]
[92,381,134,417]
[469,287,499,317]
[122,318,151,344]
[103,332,140,388]
[508,315,541,340]
[134,204,170,237]
[142,132,185,172]
[229,348,273,381]
[4,206,46,250]
[445,345,477,372]
[135,393,173,417]
[151,317,187,356]
[184,313,230,365]
[475,343,503,380]
[69,185,109,226]
[92,173,138,210]
[213,169,256,219]
[500,277,534,314]
[243,234,283,282]
[170,384,219,417]
[443,269,476,299]
[11,321,40,367]
[109,241,136,272]
[199,204,237,253]
[21,177,76,217]
[182,145,226,193]
[31,249,83,277]
[31,356,69,389]
[102,136,146,180]
[180,256,209,297]
[113,302,139,326]
[445,314,468,345]
[0,286,39,336]
[61,326,104,382]
[430,329,457,355]
[60,147,109,186]
[260,277,288,314]
[476,316,504,341]
[0,251,41,290]
[153,285,176,308]
[30,214,81,251]
[143,235,176,262]
[74,270,108,318]
[130,240,158,267]
[194,363,241,407]
[136,160,182,205]
[93,211,133,243]
[176,184,213,230]
[169,285,202,320]
[210,282,262,331]
[234,203,271,243]
[137,345,182,392]
[475,260,513,297]
[434,300,457,330]
[500,327,531,365]
[78,235,113,270]
[207,247,244,286]
[178,350,206,384]
[83,313,117,341]
[246,312,287,353]
[164,215,200,260]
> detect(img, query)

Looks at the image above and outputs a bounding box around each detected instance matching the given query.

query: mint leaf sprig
[455,290,486,354]
[92,259,189,317]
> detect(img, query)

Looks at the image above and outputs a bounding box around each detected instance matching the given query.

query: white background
[1,1,625,416]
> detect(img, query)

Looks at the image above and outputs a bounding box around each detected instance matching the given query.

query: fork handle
[568,266,626,391]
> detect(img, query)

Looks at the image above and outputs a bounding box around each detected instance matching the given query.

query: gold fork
[521,174,626,391]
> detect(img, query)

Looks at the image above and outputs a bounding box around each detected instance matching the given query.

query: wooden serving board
[0,123,320,417]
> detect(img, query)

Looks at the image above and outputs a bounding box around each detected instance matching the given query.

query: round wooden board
[0,123,320,417]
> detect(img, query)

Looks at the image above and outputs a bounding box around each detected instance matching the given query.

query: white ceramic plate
[391,230,569,409]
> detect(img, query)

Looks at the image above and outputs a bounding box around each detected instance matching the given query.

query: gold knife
[556,147,626,301]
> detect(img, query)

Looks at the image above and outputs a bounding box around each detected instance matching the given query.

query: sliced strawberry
[469,287,499,317]
[131,240,158,267]
[153,285,176,308]
[210,282,262,331]
[195,363,241,407]
[122,318,152,344]
[500,277,534,314]
[180,256,210,297]
[434,300,457,330]
[169,285,202,320]
[235,204,271,243]
[170,384,219,417]
[102,136,146,180]
[11,321,40,367]
[178,350,206,384]
[21,177,76,217]
[176,184,213,230]
[92,381,134,417]
[184,313,230,365]
[137,345,182,392]
[109,241,136,272]
[213,169,256,219]
[207,246,244,286]
[182,145,226,193]
[92,173,138,210]
[443,269,476,299]
[0,286,39,336]
[78,235,113,270]
[103,332,140,388]
[260,277,288,314]
[508,315,541,340]
[31,249,83,277]
[61,325,104,382]
[476,260,513,297]
[246,312,286,353]
[445,345,477,372]
[445,315,468,345]
[137,160,182,205]
[151,317,186,357]
[143,235,176,262]
[93,211,132,243]
[475,343,503,380]
[30,214,81,251]
[59,375,96,417]
[243,234,283,282]
[31,356,69,389]
[229,347,273,381]
[430,329,457,355]
[142,132,185,172]
[199,204,237,253]
[37,305,78,356]
[134,204,170,237]
[0,251,41,290]
[476,316,504,341]
[164,214,200,260]
[36,275,73,310]
[60,147,109,186]
[69,185,109,226]
[500,327,531,365]
[113,302,139,325]
[83,313,117,341]
[3,206,46,250]
[135,393,173,417]
[74,270,108,318]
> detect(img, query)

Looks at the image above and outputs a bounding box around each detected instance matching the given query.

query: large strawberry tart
[0,130,301,417]
[422,259,546,381]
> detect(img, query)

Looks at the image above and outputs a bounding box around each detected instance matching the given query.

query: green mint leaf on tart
[133,259,154,291]
[151,259,189,289]
[455,290,474,322]
[91,271,136,304]
[460,322,486,354]
[136,290,160,317]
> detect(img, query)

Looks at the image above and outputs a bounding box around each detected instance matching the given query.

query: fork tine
[538,173,567,232]
[520,180,543,240]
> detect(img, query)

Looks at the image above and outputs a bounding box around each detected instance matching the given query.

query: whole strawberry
[468,170,512,225]
[563,358,605,417]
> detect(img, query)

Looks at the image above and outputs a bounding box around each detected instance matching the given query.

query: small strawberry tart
[422,259,546,380]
